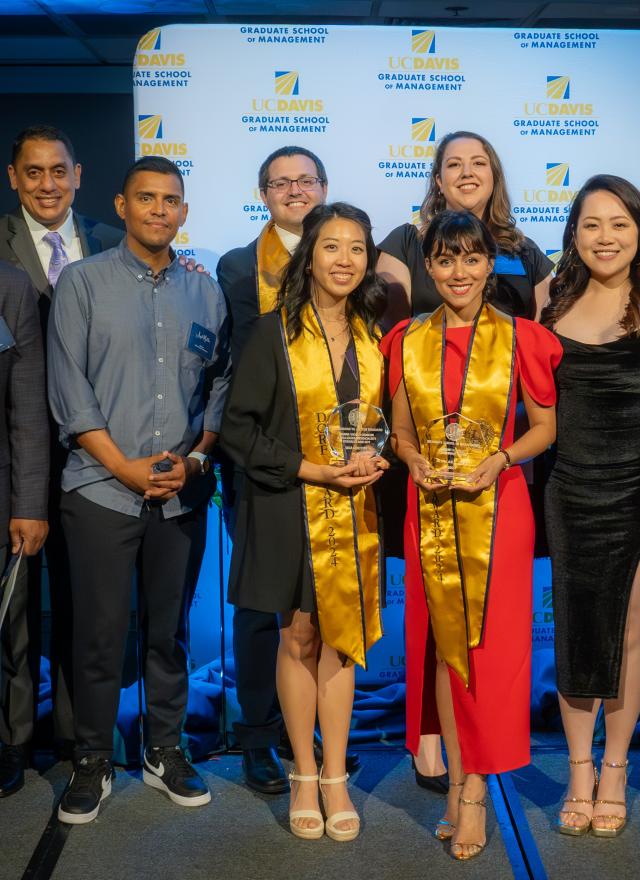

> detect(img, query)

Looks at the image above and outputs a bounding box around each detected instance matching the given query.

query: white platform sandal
[319,767,360,842]
[288,771,324,840]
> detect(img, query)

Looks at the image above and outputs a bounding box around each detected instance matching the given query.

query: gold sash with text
[281,304,384,668]
[402,304,515,685]
[255,221,291,314]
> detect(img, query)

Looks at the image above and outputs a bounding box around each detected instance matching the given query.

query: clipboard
[0,543,24,629]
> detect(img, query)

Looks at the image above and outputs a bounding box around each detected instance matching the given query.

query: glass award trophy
[325,399,390,462]
[424,413,494,483]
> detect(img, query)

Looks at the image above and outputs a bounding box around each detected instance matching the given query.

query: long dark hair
[278,202,386,341]
[541,174,640,336]
[422,210,498,303]
[419,130,523,255]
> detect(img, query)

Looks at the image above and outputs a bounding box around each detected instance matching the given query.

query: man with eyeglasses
[216,146,328,793]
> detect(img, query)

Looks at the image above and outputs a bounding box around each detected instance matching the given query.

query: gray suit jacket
[0,260,49,546]
[0,207,123,301]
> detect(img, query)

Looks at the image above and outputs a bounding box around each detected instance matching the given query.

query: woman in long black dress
[221,203,388,842]
[542,174,640,838]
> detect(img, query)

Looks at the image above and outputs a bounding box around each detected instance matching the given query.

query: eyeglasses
[264,176,324,192]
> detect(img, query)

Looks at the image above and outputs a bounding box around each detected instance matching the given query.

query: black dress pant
[61,491,207,758]
[0,547,40,747]
[220,460,282,750]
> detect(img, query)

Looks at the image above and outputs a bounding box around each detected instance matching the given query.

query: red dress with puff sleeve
[381,317,562,774]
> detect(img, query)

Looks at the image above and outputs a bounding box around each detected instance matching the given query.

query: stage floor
[2,737,638,880]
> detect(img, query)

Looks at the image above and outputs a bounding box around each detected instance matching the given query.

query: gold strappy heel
[434,781,464,841]
[558,756,598,836]
[592,760,628,838]
[450,782,487,861]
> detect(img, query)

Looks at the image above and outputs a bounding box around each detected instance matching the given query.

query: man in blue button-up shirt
[48,156,230,824]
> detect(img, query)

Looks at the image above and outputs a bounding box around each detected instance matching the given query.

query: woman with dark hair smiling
[376,131,554,791]
[542,174,640,839]
[382,211,560,859]
[220,202,389,842]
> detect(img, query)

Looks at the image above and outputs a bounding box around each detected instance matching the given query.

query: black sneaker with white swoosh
[143,746,211,807]
[58,756,115,824]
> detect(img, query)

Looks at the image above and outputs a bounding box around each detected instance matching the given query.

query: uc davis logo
[275,71,299,96]
[412,30,436,54]
[411,205,422,226]
[412,117,436,142]
[546,75,570,99]
[138,114,163,139]
[546,249,563,266]
[137,28,161,52]
[546,163,570,187]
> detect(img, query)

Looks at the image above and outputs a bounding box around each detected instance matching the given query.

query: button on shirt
[47,239,231,518]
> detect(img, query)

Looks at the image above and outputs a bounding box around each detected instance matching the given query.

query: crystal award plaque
[325,399,390,462]
[424,413,495,483]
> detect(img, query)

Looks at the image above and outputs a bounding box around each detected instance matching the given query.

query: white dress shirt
[274,224,301,256]
[22,206,84,276]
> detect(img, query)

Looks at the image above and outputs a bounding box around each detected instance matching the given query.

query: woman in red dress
[382,211,561,859]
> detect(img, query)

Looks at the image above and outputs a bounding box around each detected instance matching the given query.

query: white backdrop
[133,24,638,687]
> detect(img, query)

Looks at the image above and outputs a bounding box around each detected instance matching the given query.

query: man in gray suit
[0,260,49,797]
[0,126,121,796]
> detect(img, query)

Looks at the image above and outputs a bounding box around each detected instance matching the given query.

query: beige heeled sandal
[558,756,598,836]
[592,760,628,838]
[435,780,464,841]
[319,767,360,842]
[288,771,324,840]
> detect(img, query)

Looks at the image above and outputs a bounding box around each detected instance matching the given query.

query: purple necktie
[43,230,69,287]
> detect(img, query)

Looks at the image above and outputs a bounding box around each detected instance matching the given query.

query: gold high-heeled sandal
[450,792,487,861]
[592,760,628,838]
[558,756,598,836]
[319,767,360,842]
[288,771,324,840]
[434,781,464,841]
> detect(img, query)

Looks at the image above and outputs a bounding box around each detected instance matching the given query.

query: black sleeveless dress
[545,334,640,698]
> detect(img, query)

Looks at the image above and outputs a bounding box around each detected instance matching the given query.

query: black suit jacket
[0,261,49,546]
[0,207,123,330]
[216,237,260,366]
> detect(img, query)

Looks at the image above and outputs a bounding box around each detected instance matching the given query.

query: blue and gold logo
[381,28,463,91]
[546,162,570,187]
[546,249,563,266]
[546,75,570,99]
[274,71,299,95]
[138,114,163,139]
[412,117,436,142]
[138,29,162,52]
[411,205,422,226]
[412,29,436,54]
[136,115,190,166]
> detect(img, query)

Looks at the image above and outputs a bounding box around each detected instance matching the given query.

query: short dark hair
[258,146,327,192]
[11,125,77,166]
[122,156,184,195]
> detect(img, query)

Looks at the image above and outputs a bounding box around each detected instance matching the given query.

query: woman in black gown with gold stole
[221,203,388,842]
[543,175,640,838]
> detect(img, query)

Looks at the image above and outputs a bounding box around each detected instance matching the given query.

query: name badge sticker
[187,322,216,361]
[493,254,527,276]
[0,317,16,353]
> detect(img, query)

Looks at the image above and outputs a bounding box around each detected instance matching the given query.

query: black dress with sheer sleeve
[545,333,640,698]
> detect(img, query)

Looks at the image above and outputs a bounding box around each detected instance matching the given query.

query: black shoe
[412,757,449,794]
[58,756,115,824]
[242,747,289,794]
[143,746,211,807]
[0,744,26,798]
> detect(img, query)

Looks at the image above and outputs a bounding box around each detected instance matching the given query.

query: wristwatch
[187,451,210,475]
